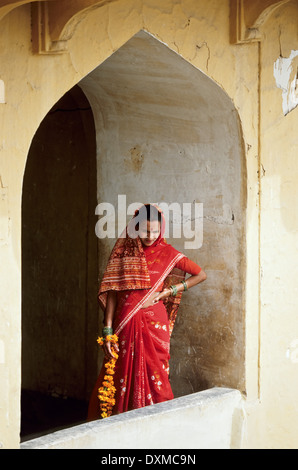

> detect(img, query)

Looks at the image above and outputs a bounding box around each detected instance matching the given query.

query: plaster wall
[256,2,298,448]
[0,0,297,449]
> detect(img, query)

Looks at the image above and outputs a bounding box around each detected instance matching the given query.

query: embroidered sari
[87,207,201,419]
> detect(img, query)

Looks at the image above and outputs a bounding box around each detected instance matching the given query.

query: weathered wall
[256,1,298,448]
[0,0,257,448]
[0,0,297,449]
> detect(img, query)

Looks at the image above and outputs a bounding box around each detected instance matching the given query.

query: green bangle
[102,326,113,337]
[170,285,178,297]
[182,280,188,291]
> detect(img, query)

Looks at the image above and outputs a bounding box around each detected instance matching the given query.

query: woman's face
[139,219,161,247]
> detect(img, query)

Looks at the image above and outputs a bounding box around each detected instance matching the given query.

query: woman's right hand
[103,340,119,361]
[141,291,160,308]
[141,289,171,308]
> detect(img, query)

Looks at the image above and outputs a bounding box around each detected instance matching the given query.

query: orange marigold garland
[96,334,119,418]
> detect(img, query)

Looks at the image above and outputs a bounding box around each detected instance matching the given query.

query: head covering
[98,203,186,335]
[98,204,167,307]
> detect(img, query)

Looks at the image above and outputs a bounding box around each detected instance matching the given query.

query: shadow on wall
[21,390,88,442]
[21,85,98,440]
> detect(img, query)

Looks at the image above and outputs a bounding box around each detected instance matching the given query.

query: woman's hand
[152,288,171,304]
[141,289,171,308]
[103,340,119,361]
[141,271,207,309]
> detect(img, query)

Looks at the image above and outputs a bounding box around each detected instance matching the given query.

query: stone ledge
[21,387,244,449]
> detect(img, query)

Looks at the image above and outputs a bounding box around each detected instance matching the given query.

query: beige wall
[256,2,298,448]
[0,0,297,449]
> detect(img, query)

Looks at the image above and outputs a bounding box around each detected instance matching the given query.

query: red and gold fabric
[87,205,201,419]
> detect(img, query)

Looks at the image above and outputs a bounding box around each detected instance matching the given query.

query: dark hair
[135,204,162,224]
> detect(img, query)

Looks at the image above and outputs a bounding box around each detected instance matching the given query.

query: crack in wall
[196,41,210,71]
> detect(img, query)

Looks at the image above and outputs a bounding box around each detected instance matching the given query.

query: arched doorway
[79,31,246,398]
[21,86,98,439]
[21,29,246,441]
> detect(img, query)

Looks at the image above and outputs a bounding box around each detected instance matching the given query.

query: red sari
[87,210,201,419]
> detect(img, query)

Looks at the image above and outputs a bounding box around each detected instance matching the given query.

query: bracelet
[182,280,188,291]
[102,326,113,337]
[170,285,178,297]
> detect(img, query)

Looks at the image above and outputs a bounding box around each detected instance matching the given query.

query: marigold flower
[97,335,119,419]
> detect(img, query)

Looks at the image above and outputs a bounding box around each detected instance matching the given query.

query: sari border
[115,252,185,335]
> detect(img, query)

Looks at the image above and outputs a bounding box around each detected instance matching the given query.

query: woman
[87,203,206,420]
